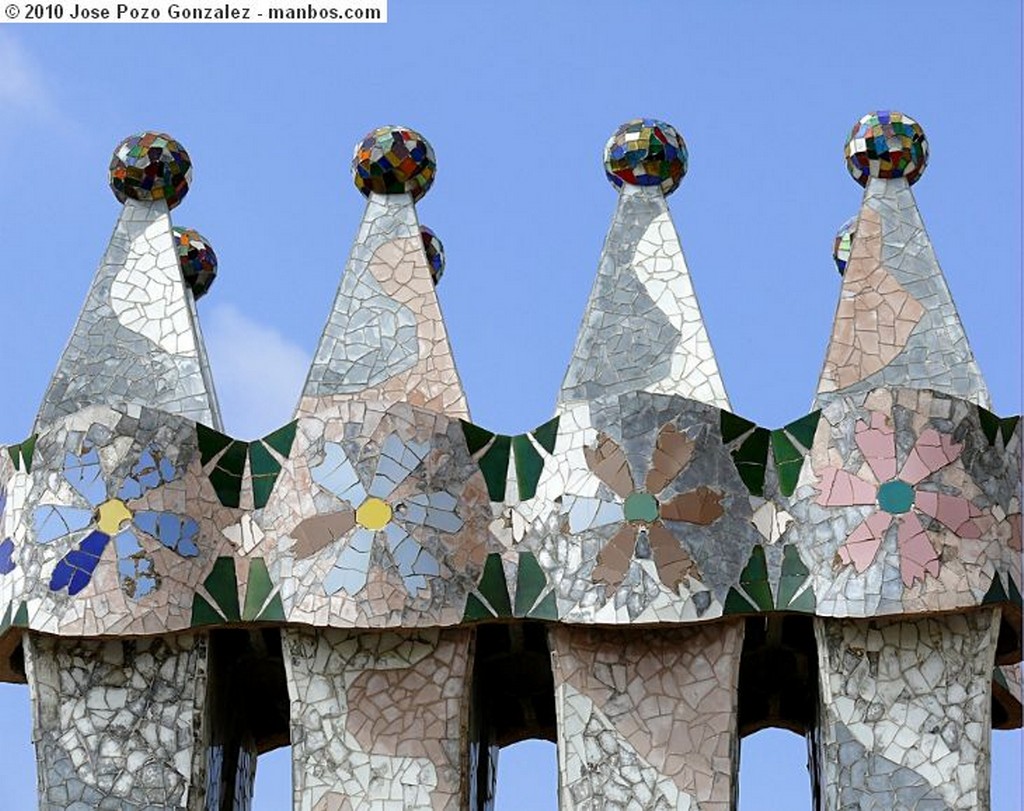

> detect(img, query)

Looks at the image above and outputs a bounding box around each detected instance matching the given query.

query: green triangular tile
[218,441,249,478]
[723,587,758,615]
[514,552,547,617]
[21,435,37,473]
[740,544,769,582]
[528,590,559,621]
[983,574,1008,604]
[248,443,281,509]
[994,666,1009,691]
[478,435,512,502]
[203,557,240,621]
[737,546,773,611]
[783,410,821,450]
[209,468,243,509]
[785,586,816,613]
[1001,416,1020,446]
[5,446,16,469]
[977,407,1001,446]
[248,442,281,478]
[463,592,496,621]
[191,593,224,627]
[513,435,544,501]
[197,423,234,466]
[242,558,275,621]
[478,553,512,617]
[531,416,559,454]
[721,411,756,444]
[1009,574,1022,608]
[771,430,804,497]
[0,602,11,634]
[781,544,810,578]
[255,592,286,622]
[460,420,495,455]
[733,428,770,496]
[11,601,28,627]
[262,421,297,458]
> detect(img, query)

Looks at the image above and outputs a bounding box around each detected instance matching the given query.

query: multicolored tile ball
[604,119,688,195]
[833,216,857,276]
[845,111,928,186]
[109,132,192,210]
[420,225,445,285]
[352,126,436,202]
[173,227,217,300]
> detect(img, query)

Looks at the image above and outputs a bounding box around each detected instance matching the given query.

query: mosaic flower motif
[564,423,724,594]
[815,412,983,587]
[0,485,15,575]
[291,433,462,597]
[33,446,199,598]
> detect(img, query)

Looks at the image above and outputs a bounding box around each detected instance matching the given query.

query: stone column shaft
[550,622,743,810]
[813,610,1000,810]
[283,626,473,810]
[24,632,210,811]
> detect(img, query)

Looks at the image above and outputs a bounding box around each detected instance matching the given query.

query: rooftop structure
[0,113,1019,810]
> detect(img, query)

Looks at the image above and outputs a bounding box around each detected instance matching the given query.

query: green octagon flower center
[624,491,659,524]
[877,479,914,515]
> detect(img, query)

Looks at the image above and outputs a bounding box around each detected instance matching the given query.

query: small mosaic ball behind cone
[352,126,436,202]
[109,132,192,209]
[173,227,217,300]
[604,118,688,195]
[420,225,445,285]
[833,216,857,276]
[845,111,928,186]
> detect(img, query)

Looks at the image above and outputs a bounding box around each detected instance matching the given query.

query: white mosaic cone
[559,184,730,411]
[35,197,223,431]
[295,192,469,420]
[816,176,990,408]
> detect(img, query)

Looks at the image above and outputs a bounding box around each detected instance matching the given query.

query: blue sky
[0,2,1020,808]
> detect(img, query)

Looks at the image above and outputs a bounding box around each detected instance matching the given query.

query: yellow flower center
[95,499,132,535]
[356,497,393,530]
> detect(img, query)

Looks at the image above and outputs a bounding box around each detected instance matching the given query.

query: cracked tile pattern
[559,184,729,410]
[282,627,470,810]
[551,623,742,810]
[793,388,1021,619]
[35,198,222,432]
[814,610,1000,810]
[24,632,208,810]
[298,193,467,420]
[817,176,988,408]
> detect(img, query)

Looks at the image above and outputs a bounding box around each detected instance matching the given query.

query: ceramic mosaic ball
[833,216,857,276]
[173,227,217,299]
[845,111,928,186]
[420,225,445,285]
[604,119,688,195]
[109,132,192,209]
[352,126,436,201]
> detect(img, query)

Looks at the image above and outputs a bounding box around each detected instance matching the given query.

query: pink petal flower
[899,428,962,485]
[898,510,940,587]
[914,492,983,538]
[837,510,893,573]
[855,413,897,482]
[816,467,877,508]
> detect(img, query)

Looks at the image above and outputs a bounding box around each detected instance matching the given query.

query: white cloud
[0,32,52,115]
[203,304,310,438]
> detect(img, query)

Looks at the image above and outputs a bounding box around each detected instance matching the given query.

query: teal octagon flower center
[877,479,915,514]
[624,491,659,524]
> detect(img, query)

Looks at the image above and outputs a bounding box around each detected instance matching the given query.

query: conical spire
[559,119,730,411]
[295,126,468,420]
[817,112,989,408]
[35,133,222,431]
